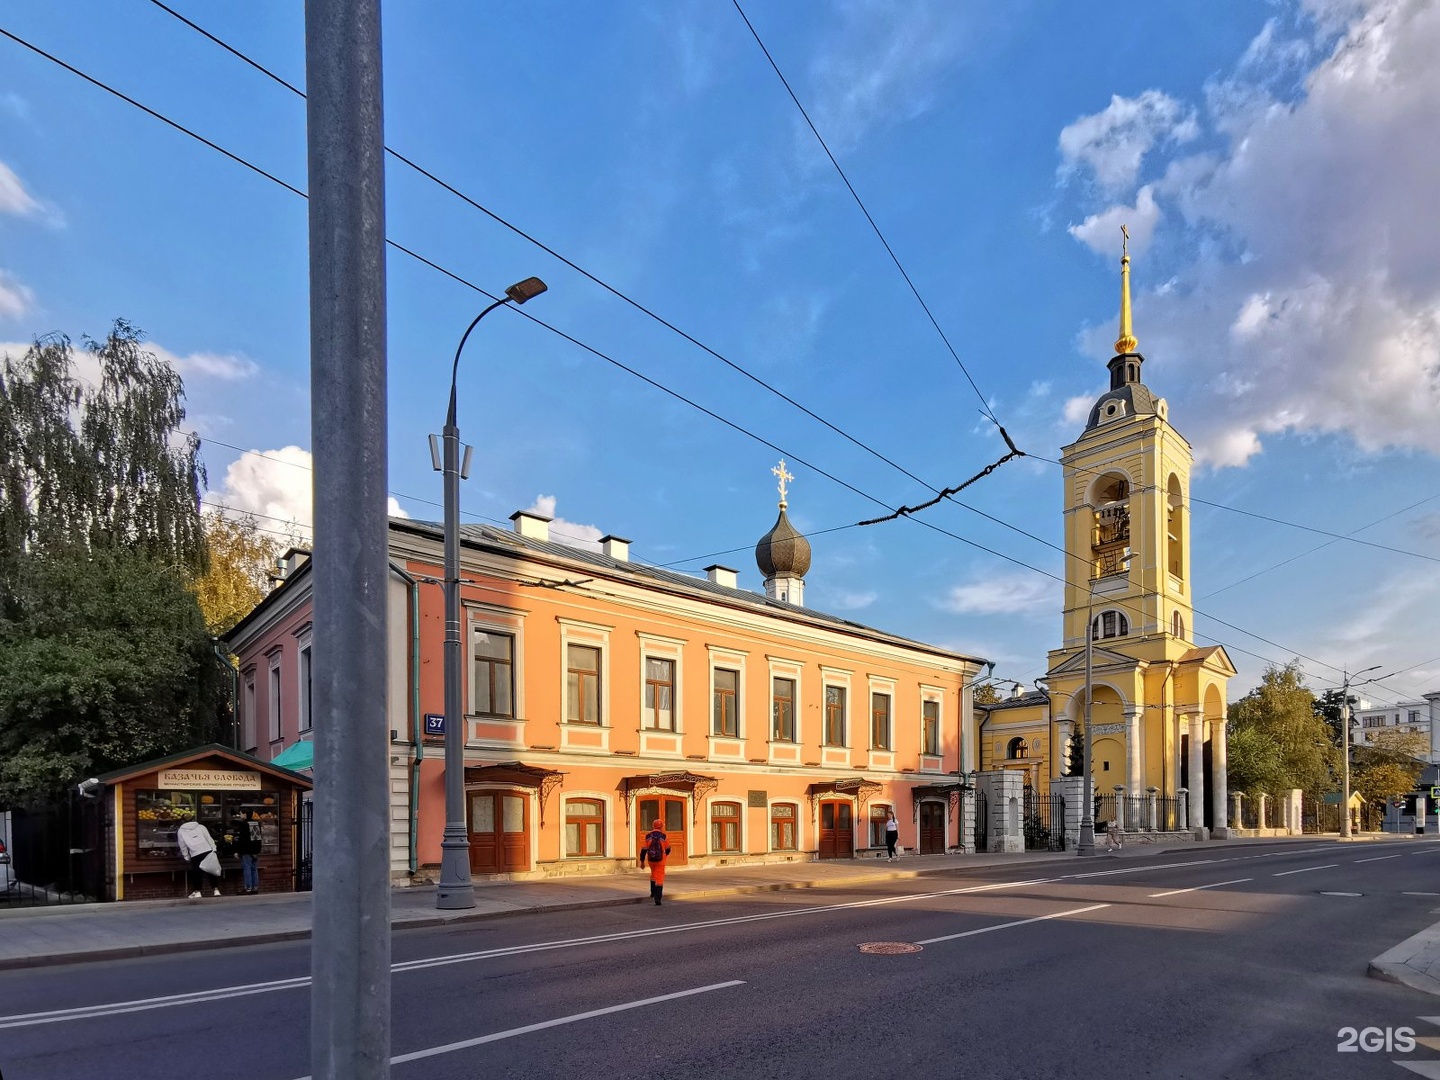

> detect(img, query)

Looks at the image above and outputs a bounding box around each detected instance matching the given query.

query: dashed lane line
[289,980,747,1079]
[1148,878,1254,898]
[1356,854,1404,863]
[915,904,1111,945]
[1273,864,1338,876]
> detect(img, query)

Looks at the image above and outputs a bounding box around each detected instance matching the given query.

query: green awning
[271,740,314,770]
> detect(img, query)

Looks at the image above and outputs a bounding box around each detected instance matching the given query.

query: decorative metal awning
[463,762,565,827]
[621,771,719,826]
[806,777,882,816]
[909,782,965,823]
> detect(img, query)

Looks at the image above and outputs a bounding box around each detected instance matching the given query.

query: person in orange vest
[639,817,671,905]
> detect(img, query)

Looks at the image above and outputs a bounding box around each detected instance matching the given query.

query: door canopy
[621,771,718,825]
[463,762,565,826]
[807,777,881,816]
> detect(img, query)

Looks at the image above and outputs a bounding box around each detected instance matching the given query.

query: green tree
[1226,661,1337,798]
[0,547,224,804]
[0,321,218,803]
[1066,726,1085,777]
[1351,728,1427,806]
[973,682,1001,706]
[1313,687,1359,747]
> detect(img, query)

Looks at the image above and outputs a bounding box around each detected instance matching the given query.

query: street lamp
[1076,502,1129,857]
[1340,664,1382,840]
[432,276,547,910]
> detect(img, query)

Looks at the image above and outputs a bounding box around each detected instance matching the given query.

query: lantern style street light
[432,277,547,911]
[1340,665,1383,840]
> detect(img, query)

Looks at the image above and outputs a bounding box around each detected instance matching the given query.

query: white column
[1113,785,1126,830]
[1258,793,1269,831]
[1147,787,1159,831]
[1125,708,1142,796]
[1212,717,1230,838]
[1177,787,1189,831]
[1187,714,1206,838]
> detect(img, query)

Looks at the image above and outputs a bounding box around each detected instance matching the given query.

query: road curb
[1368,922,1440,997]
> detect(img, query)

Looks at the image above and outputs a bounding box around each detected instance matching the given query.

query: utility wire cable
[730,0,998,427]
[142,0,1003,510]
[8,25,1404,703]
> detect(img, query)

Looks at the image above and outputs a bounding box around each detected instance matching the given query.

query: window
[1091,610,1129,640]
[711,801,741,853]
[772,677,796,742]
[268,656,282,743]
[869,804,893,847]
[298,644,313,731]
[564,798,605,858]
[566,644,602,724]
[922,700,941,756]
[135,789,281,860]
[643,657,676,731]
[1172,611,1185,640]
[771,803,797,851]
[1167,474,1185,579]
[472,629,515,717]
[242,674,257,752]
[871,692,892,750]
[714,668,739,736]
[1007,737,1027,759]
[824,686,847,746]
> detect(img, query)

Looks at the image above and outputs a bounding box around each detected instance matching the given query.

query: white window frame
[706,796,745,855]
[920,686,945,758]
[637,632,686,733]
[767,656,803,744]
[241,670,257,753]
[708,646,748,741]
[769,800,802,852]
[867,676,897,751]
[820,666,853,748]
[267,650,283,744]
[467,604,526,719]
[295,626,313,733]
[560,792,611,860]
[559,619,611,727]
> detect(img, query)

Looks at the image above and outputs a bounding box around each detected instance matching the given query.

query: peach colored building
[225,498,987,882]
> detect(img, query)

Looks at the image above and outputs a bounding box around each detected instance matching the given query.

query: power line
[140,0,1013,511]
[10,24,1417,706]
[730,0,999,427]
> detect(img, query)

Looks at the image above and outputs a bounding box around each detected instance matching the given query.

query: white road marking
[1403,892,1440,897]
[916,903,1110,945]
[1148,878,1253,898]
[1356,854,1404,863]
[0,877,1053,1028]
[1395,1062,1440,1078]
[1066,860,1216,879]
[1319,892,1363,897]
[289,980,746,1079]
[1272,864,1337,876]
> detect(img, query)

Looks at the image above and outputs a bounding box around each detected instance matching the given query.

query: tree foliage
[1066,726,1085,777]
[1351,728,1428,804]
[0,321,219,804]
[973,682,1001,706]
[1313,687,1359,747]
[192,511,287,636]
[1226,661,1337,798]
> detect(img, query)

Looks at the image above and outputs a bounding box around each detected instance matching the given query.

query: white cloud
[0,271,34,320]
[524,494,603,551]
[1058,90,1199,192]
[1068,185,1162,257]
[939,572,1058,616]
[827,589,877,611]
[1064,0,1440,468]
[807,2,966,157]
[0,161,40,217]
[208,445,409,542]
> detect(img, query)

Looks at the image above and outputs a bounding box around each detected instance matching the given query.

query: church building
[980,233,1234,837]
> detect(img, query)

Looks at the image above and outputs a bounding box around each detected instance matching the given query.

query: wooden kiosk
[93,744,312,901]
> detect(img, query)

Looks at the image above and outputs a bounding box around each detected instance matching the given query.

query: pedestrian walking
[236,809,263,894]
[884,809,899,860]
[176,818,222,897]
[639,818,671,905]
[1105,819,1123,851]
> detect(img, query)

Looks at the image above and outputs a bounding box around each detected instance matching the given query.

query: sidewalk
[0,834,1422,974]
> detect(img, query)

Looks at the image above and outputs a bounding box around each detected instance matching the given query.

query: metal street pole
[1340,664,1382,839]
[304,0,390,1074]
[435,279,546,911]
[1077,576,1097,856]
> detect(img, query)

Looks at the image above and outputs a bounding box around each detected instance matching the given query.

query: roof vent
[601,535,630,562]
[705,564,738,589]
[510,510,551,542]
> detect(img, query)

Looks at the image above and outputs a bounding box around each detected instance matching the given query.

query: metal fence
[1023,788,1065,851]
[973,790,988,852]
[295,797,313,892]
[1,794,106,908]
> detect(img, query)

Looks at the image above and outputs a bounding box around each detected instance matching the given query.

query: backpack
[644,832,666,864]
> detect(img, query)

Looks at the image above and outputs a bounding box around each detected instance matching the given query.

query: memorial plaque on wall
[747,790,768,808]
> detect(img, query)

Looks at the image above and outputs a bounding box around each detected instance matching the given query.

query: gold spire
[1114,224,1138,355]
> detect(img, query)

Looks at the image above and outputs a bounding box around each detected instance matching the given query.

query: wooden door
[818,799,853,859]
[637,795,688,866]
[468,790,530,873]
[919,801,946,854]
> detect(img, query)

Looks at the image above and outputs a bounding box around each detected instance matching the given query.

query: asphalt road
[3,839,1440,1079]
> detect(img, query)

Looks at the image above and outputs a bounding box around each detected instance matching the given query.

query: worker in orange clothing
[639,817,671,905]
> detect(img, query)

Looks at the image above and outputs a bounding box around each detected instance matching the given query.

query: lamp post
[433,276,547,910]
[1077,575,1099,856]
[1340,664,1382,840]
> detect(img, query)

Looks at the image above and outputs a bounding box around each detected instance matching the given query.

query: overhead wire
[7,22,1430,705]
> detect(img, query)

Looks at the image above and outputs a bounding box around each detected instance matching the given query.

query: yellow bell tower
[1046,228,1234,836]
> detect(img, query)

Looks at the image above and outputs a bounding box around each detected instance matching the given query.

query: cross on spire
[772,460,793,507]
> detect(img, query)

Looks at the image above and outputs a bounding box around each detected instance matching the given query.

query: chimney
[601,535,630,562]
[510,509,551,542]
[705,564,738,589]
[270,547,312,589]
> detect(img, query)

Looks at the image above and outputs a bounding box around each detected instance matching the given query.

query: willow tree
[0,321,218,804]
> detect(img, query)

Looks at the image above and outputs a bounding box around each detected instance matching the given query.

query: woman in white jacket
[176,819,221,898]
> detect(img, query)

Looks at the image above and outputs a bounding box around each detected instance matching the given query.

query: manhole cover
[857,941,923,954]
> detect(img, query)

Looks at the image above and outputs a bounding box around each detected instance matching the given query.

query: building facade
[1353,692,1440,762]
[226,483,987,882]
[979,236,1234,836]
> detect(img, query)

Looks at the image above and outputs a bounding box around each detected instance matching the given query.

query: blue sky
[2,0,1437,711]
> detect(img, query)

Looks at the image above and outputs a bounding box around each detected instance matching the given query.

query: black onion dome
[755,507,812,578]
